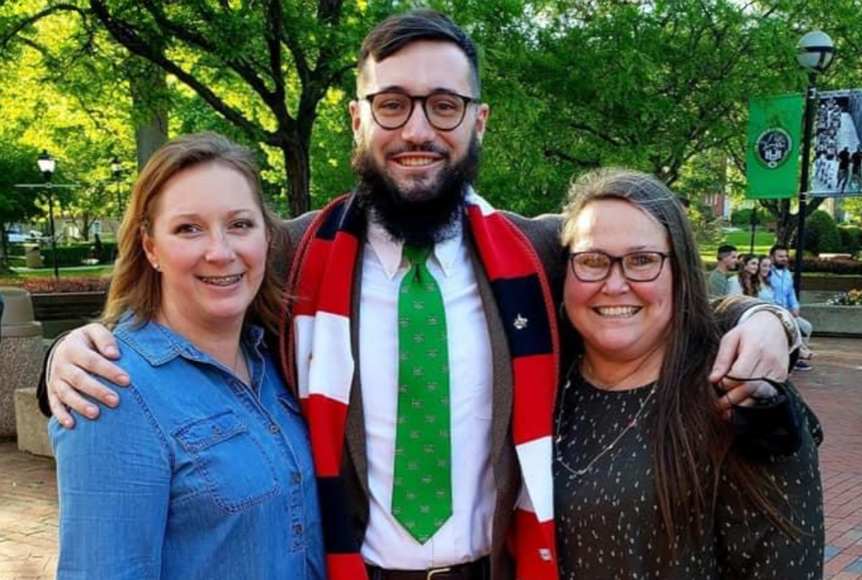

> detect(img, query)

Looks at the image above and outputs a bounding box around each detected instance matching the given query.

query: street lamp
[111,157,123,215]
[37,150,60,279]
[793,31,835,296]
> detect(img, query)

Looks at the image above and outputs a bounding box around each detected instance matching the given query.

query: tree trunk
[772,197,827,248]
[128,57,169,170]
[282,142,311,217]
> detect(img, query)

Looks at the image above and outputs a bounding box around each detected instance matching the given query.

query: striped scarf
[280,191,560,580]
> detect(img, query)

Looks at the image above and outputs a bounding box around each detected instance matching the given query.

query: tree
[0,143,43,267]
[1,1,386,216]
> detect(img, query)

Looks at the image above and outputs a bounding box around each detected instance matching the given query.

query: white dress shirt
[359,220,496,568]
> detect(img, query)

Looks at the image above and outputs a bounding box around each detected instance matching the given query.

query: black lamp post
[37,150,60,279]
[111,157,122,215]
[793,31,835,296]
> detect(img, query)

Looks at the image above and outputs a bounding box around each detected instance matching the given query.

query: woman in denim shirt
[50,133,325,580]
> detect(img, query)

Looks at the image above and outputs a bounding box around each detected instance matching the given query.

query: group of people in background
[709,243,816,370]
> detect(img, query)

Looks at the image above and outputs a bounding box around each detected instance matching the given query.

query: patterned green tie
[392,244,453,544]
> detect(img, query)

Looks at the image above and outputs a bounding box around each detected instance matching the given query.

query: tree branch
[1,3,88,50]
[138,1,276,105]
[88,1,284,145]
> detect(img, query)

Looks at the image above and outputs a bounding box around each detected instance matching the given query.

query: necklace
[554,368,657,478]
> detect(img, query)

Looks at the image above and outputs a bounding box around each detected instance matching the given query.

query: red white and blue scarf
[280,191,560,580]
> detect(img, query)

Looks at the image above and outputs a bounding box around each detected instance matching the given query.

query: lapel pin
[513,314,529,330]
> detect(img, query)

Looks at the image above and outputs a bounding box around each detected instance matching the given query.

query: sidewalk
[0,336,860,579]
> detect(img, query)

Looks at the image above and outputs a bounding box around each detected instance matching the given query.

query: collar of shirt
[366,217,464,280]
[114,312,266,368]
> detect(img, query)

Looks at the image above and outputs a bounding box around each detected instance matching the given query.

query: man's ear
[349,100,362,141]
[474,103,490,143]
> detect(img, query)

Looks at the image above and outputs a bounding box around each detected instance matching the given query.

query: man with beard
[40,10,802,580]
[769,244,814,371]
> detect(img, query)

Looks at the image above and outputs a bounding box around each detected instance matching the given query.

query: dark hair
[738,254,761,297]
[358,9,481,95]
[770,243,789,257]
[562,168,795,560]
[716,244,737,259]
[103,132,284,335]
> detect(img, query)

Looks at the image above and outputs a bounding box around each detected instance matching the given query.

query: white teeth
[199,274,243,286]
[594,306,640,318]
[398,157,434,167]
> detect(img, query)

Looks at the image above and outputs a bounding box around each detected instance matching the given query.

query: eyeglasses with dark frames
[363,90,480,131]
[569,251,670,282]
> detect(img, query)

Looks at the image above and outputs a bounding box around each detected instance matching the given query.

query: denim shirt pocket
[173,410,280,513]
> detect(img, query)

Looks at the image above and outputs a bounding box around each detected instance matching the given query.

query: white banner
[811,89,862,197]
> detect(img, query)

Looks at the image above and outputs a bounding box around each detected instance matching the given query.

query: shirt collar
[366,217,463,280]
[114,313,266,367]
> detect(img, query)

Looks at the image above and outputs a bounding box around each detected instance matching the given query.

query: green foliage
[804,210,843,254]
[839,226,861,257]
[730,208,773,228]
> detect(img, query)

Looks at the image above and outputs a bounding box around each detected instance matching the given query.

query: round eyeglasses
[569,251,670,282]
[363,90,480,131]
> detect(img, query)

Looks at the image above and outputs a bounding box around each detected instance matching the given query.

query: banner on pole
[811,89,862,197]
[746,94,804,200]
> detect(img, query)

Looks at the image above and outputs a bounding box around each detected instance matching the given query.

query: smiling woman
[554,168,824,580]
[49,133,325,580]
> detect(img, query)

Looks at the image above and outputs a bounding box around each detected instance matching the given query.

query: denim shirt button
[293,524,303,535]
[268,424,280,434]
[291,471,302,484]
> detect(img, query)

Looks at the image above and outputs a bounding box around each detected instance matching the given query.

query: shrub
[40,245,94,267]
[11,276,111,294]
[838,226,861,256]
[804,210,842,254]
[800,257,862,275]
[730,207,772,228]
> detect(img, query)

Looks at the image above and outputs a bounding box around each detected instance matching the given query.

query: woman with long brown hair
[728,253,762,297]
[555,169,823,579]
[49,133,324,579]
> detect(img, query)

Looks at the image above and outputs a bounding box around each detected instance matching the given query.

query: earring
[152,262,160,272]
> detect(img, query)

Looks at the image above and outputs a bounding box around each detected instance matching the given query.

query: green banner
[746,94,804,199]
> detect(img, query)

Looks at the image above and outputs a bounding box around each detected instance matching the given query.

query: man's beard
[352,135,481,247]
[774,261,787,269]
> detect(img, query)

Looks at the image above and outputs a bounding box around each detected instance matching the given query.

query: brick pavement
[0,336,860,579]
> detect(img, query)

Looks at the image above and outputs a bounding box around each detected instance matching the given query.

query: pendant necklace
[554,359,657,478]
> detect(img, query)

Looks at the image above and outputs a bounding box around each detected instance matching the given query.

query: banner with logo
[811,89,862,197]
[746,94,804,199]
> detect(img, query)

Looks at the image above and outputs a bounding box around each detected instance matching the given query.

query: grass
[700,229,776,265]
[0,265,113,285]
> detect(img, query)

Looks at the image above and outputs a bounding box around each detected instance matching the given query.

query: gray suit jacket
[275,209,567,579]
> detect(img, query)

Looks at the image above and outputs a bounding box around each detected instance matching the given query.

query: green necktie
[392,244,453,544]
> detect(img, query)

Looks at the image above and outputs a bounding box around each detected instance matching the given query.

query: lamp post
[793,31,835,296]
[37,150,60,279]
[111,157,122,215]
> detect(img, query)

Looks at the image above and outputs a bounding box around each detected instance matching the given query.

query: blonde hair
[102,132,284,334]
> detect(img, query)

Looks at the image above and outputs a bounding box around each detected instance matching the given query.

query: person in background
[769,244,815,371]
[728,254,761,297]
[758,255,775,302]
[555,169,824,579]
[707,243,737,299]
[49,133,324,579]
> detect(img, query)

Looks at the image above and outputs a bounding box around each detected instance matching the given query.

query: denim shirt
[50,318,325,580]
[769,266,799,311]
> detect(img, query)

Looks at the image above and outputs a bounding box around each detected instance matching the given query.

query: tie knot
[403,244,432,267]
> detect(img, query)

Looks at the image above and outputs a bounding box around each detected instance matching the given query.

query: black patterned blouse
[554,371,824,580]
